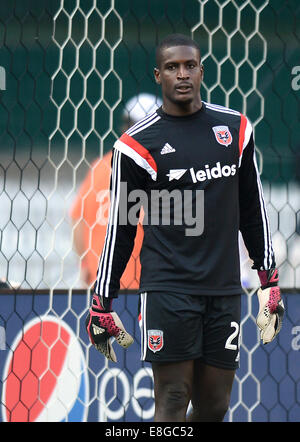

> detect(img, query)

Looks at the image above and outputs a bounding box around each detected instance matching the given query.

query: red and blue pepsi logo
[1,316,89,422]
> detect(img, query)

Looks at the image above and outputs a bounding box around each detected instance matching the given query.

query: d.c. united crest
[147,329,164,353]
[212,125,233,147]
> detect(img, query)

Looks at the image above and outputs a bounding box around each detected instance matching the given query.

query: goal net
[0,0,299,422]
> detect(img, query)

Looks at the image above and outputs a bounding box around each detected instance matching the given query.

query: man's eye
[167,65,175,70]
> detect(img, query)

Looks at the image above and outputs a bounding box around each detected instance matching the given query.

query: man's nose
[177,65,189,79]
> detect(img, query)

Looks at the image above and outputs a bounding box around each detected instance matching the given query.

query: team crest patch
[147,330,164,353]
[212,125,233,147]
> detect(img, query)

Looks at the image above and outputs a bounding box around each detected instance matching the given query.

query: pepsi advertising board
[0,291,154,423]
[0,290,299,422]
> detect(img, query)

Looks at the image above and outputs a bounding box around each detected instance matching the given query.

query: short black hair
[156,33,201,67]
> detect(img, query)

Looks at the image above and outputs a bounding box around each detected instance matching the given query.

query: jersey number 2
[225,321,239,350]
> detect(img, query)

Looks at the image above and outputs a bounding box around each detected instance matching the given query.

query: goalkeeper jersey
[95,101,275,299]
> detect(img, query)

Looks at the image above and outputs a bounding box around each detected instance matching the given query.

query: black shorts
[138,291,241,370]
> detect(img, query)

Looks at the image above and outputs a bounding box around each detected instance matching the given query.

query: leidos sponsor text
[189,161,236,183]
[167,162,237,183]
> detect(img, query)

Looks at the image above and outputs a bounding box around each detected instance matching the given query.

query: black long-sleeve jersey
[95,101,275,299]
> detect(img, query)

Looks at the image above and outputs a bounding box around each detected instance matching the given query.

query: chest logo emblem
[212,125,233,147]
[161,142,176,155]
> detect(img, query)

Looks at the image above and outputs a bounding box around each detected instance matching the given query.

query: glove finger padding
[86,310,134,362]
[256,287,284,344]
[110,312,134,349]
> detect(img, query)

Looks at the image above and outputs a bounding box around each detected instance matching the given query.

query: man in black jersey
[86,34,284,422]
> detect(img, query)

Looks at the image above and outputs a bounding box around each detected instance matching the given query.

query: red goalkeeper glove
[256,268,285,344]
[86,295,134,362]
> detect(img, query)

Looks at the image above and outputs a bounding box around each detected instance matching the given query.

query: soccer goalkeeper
[86,33,284,422]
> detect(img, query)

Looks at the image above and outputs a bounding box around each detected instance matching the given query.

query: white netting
[0,0,298,291]
[0,0,299,423]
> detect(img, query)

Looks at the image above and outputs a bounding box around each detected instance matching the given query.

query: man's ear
[200,63,204,81]
[154,67,161,84]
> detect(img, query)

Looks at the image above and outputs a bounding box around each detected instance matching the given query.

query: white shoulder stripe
[204,101,241,113]
[205,105,240,116]
[126,111,158,135]
[204,101,240,116]
[206,102,240,113]
[128,115,161,136]
[239,118,253,167]
[114,139,157,181]
[243,118,253,149]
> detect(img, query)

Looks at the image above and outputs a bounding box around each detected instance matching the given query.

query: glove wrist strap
[92,294,113,312]
[258,268,279,289]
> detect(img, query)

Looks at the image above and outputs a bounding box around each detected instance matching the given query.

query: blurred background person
[70,93,162,288]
